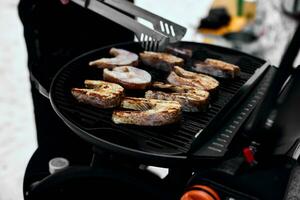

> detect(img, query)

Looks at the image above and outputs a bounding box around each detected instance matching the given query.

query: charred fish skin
[89,48,139,69]
[71,80,124,109]
[112,97,182,126]
[139,51,184,72]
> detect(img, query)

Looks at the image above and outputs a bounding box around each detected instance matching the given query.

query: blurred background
[0,0,36,199]
[0,0,298,199]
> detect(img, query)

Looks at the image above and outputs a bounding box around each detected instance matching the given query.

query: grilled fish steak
[89,48,139,69]
[193,58,240,78]
[165,46,193,60]
[145,90,208,112]
[112,97,182,126]
[71,80,124,108]
[152,82,209,96]
[103,66,151,90]
[147,82,209,112]
[167,66,219,92]
[139,51,184,71]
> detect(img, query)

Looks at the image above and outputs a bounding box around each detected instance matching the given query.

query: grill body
[50,41,269,167]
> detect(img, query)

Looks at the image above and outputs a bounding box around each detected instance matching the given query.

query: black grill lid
[50,41,268,167]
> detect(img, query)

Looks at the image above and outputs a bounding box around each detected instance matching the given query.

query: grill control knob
[49,157,69,174]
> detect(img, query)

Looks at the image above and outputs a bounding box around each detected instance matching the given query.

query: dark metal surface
[50,41,267,167]
[244,24,300,141]
[192,64,273,159]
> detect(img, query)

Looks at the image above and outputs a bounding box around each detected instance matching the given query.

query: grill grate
[50,42,266,158]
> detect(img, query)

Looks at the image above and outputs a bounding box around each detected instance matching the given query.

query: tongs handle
[104,0,187,43]
[71,0,186,51]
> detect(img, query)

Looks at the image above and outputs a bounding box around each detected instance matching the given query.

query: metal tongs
[71,0,187,51]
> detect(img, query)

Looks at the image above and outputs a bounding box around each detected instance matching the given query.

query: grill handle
[244,23,300,140]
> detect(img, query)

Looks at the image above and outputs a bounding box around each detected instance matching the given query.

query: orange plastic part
[180,185,221,200]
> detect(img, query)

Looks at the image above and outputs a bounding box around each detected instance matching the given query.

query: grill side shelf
[190,64,274,159]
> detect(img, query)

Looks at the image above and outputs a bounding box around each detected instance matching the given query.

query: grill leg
[164,167,193,198]
[90,146,141,169]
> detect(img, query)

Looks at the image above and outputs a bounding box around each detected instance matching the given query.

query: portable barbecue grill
[24,0,300,199]
[49,41,271,167]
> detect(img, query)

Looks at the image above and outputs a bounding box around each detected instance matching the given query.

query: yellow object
[212,0,237,16]
[202,38,215,44]
[212,0,256,19]
[198,16,248,36]
[244,0,257,21]
[198,0,256,39]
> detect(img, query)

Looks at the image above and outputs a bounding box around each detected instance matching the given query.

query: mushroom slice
[112,97,182,126]
[71,80,124,108]
[167,66,219,92]
[139,51,184,72]
[103,66,151,90]
[89,48,139,69]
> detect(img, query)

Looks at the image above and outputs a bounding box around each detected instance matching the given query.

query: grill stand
[91,146,193,199]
